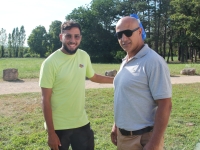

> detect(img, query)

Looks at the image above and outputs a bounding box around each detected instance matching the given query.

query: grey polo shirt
[113,44,172,131]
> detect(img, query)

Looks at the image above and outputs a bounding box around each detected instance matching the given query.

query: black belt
[119,126,153,136]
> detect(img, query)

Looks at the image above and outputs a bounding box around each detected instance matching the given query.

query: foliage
[1,0,200,62]
[170,0,200,62]
[0,84,200,149]
[0,28,7,46]
[113,50,126,62]
[18,26,26,57]
[7,33,12,57]
[8,27,27,57]
[0,28,7,57]
[0,45,5,58]
[66,0,122,63]
[27,26,48,57]
[48,20,62,54]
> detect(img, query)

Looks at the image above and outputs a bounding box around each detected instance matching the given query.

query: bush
[23,53,31,58]
[114,50,126,61]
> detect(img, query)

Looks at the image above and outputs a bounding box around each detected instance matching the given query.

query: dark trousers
[51,123,94,150]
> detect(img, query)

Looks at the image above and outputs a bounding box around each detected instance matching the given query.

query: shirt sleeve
[85,54,95,78]
[147,57,172,100]
[39,60,55,88]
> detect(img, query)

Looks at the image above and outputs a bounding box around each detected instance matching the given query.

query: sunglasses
[115,27,140,39]
[63,34,81,40]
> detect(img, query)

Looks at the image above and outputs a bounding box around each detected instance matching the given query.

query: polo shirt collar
[122,44,149,61]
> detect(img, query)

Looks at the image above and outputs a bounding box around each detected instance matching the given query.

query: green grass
[168,63,200,76]
[165,84,200,150]
[0,58,120,80]
[0,58,200,149]
[0,58,200,80]
[0,58,44,79]
[0,84,200,149]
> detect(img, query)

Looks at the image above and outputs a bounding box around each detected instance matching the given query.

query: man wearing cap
[110,16,172,150]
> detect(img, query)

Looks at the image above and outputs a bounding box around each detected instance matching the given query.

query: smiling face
[116,17,144,58]
[60,27,82,55]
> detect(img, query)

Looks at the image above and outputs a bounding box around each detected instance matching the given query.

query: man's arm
[89,73,114,83]
[41,88,61,150]
[144,98,172,150]
[111,123,117,146]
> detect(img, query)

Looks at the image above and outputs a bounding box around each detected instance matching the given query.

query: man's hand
[111,123,117,146]
[48,132,61,150]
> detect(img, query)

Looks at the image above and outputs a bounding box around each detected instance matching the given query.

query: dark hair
[61,20,82,34]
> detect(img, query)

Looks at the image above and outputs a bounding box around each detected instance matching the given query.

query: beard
[63,43,79,55]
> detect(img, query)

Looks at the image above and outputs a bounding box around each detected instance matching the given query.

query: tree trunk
[163,23,167,59]
[191,47,194,62]
[167,45,170,63]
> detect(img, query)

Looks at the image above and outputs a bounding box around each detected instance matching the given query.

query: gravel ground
[0,75,200,95]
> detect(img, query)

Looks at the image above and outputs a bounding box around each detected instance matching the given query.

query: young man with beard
[39,20,113,150]
[110,16,172,150]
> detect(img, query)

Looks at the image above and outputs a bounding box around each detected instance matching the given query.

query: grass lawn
[0,58,200,80]
[0,58,200,149]
[0,58,120,80]
[0,84,200,149]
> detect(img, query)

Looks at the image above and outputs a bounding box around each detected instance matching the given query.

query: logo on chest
[79,64,84,68]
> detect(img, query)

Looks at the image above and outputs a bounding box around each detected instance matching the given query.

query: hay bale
[3,68,18,81]
[180,68,196,75]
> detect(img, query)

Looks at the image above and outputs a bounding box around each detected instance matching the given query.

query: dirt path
[0,76,200,95]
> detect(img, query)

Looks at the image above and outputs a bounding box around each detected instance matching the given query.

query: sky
[0,0,92,46]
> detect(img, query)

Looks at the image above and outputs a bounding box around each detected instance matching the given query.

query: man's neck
[127,44,145,59]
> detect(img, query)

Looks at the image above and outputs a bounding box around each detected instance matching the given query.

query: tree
[7,33,12,57]
[48,20,62,54]
[6,26,26,57]
[35,0,199,63]
[170,0,200,62]
[0,28,7,57]
[18,26,26,57]
[11,28,20,57]
[66,0,121,62]
[27,26,48,57]
[91,0,120,31]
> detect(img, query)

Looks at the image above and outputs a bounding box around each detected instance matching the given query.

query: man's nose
[70,36,76,42]
[121,33,128,41]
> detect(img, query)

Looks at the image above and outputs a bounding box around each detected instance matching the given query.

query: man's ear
[139,28,142,35]
[59,34,63,42]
